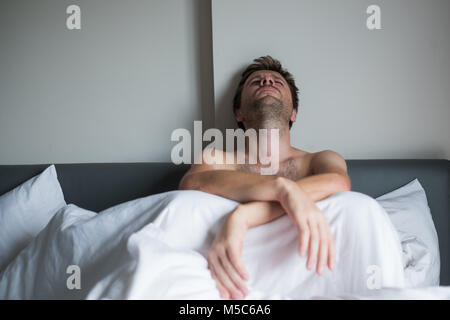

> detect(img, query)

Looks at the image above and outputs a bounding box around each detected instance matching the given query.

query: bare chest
[237,157,311,181]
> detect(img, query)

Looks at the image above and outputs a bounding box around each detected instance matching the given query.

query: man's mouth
[257,86,279,96]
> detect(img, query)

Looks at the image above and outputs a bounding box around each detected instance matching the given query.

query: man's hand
[277,177,336,274]
[207,179,336,300]
[207,207,250,300]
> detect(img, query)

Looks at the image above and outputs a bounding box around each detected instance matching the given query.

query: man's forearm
[233,201,286,229]
[179,170,284,203]
[296,173,351,202]
[231,173,351,230]
[180,169,349,204]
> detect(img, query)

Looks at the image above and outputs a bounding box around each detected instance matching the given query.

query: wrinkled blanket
[1,190,449,300]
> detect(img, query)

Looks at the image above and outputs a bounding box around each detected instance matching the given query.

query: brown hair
[232,55,299,130]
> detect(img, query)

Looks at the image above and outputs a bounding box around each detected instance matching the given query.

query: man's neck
[244,126,292,164]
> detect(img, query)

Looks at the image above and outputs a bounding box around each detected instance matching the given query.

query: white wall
[0,0,448,164]
[212,0,450,159]
[0,0,214,164]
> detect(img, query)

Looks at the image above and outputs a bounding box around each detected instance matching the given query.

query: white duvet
[1,190,449,300]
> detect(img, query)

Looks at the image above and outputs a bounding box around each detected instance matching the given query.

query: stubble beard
[246,95,291,133]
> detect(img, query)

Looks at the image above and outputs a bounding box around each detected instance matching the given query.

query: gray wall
[0,0,449,164]
[212,0,450,160]
[0,0,214,164]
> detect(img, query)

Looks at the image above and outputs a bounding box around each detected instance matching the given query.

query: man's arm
[229,150,351,230]
[205,150,350,297]
[298,150,351,201]
[180,168,284,203]
[179,149,351,204]
[231,151,351,227]
[178,149,286,204]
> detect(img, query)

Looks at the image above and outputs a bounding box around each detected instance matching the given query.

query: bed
[0,159,449,299]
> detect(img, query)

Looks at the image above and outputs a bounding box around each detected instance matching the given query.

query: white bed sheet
[0,190,449,300]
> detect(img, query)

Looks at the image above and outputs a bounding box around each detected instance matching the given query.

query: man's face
[236,70,297,130]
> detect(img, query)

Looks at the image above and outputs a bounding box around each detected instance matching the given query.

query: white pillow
[0,165,66,272]
[0,191,173,299]
[376,178,440,287]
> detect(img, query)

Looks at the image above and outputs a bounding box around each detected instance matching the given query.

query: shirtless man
[178,56,351,300]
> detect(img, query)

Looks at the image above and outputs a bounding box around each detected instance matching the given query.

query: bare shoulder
[185,148,239,175]
[310,149,346,162]
[291,148,313,160]
[309,149,348,174]
[287,148,347,176]
[178,148,239,189]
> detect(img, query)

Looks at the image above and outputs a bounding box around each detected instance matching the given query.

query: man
[178,56,351,300]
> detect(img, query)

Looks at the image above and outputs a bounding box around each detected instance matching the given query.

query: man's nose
[260,76,274,86]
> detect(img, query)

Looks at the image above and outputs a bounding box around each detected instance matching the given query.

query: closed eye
[247,77,284,86]
[274,78,285,85]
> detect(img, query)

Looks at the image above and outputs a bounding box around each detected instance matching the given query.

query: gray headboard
[0,159,448,284]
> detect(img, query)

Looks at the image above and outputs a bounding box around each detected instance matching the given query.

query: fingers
[301,212,336,275]
[222,251,249,296]
[297,217,310,257]
[321,216,336,272]
[208,247,248,300]
[227,243,250,281]
[306,219,319,271]
[210,255,239,299]
[215,256,245,300]
[316,217,329,275]
[209,265,229,299]
[328,232,336,271]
